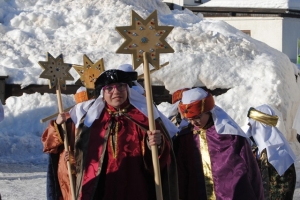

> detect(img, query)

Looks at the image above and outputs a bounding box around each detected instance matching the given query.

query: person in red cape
[175,87,264,200]
[74,69,178,200]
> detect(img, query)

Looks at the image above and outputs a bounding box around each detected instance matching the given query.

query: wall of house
[182,0,200,5]
[162,0,184,7]
[282,18,300,63]
[210,16,283,53]
[162,1,300,63]
[162,0,201,7]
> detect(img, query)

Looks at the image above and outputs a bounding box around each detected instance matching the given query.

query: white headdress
[118,64,145,95]
[83,78,178,138]
[246,104,296,175]
[181,88,248,138]
[69,87,95,127]
[293,105,300,134]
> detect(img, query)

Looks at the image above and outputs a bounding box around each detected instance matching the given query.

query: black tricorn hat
[94,69,137,96]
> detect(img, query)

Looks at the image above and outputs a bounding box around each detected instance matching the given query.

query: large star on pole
[73,54,105,89]
[116,10,174,70]
[38,52,74,90]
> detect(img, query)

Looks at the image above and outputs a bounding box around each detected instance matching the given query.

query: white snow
[0,0,300,199]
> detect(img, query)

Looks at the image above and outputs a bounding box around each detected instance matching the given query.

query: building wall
[182,0,200,6]
[215,17,300,63]
[210,16,283,53]
[162,0,201,7]
[282,18,300,63]
[162,1,300,63]
[162,0,184,7]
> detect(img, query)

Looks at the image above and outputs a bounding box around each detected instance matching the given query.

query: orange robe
[42,116,76,200]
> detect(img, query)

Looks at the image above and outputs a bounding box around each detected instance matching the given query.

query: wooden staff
[115,10,174,199]
[143,52,163,200]
[56,82,76,200]
[38,52,78,200]
[40,105,74,123]
[138,62,169,79]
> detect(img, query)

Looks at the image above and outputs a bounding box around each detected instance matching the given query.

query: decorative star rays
[38,52,76,200]
[38,52,74,90]
[73,54,105,89]
[116,10,174,70]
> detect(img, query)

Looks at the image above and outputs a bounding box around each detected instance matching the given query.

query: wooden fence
[1,77,229,105]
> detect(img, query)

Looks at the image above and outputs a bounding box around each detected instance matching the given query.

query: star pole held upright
[73,54,105,91]
[40,54,105,123]
[116,10,174,200]
[38,52,76,200]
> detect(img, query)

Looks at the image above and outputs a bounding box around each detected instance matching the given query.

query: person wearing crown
[246,105,296,200]
[175,87,263,200]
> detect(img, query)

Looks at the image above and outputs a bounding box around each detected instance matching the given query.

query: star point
[116,10,174,70]
[73,54,105,89]
[38,52,74,90]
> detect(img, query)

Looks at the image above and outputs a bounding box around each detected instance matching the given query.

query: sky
[0,0,300,199]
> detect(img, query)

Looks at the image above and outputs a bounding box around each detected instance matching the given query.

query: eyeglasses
[186,113,204,123]
[103,83,127,94]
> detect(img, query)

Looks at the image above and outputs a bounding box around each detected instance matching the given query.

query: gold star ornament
[73,54,105,89]
[116,10,174,70]
[38,52,74,90]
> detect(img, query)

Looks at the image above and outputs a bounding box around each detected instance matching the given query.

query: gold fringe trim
[199,129,216,200]
[110,121,119,158]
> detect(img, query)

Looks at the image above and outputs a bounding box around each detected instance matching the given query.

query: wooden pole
[56,83,76,200]
[137,62,169,79]
[40,105,74,123]
[143,52,163,200]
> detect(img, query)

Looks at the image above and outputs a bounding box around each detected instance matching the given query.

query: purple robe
[173,125,264,200]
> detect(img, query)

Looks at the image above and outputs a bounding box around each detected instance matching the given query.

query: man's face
[187,112,210,129]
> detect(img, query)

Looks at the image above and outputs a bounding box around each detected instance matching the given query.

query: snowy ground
[0,162,300,200]
[0,163,46,200]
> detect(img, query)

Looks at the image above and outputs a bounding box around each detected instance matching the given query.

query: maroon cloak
[76,102,177,200]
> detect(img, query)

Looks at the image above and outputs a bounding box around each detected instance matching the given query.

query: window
[241,30,251,36]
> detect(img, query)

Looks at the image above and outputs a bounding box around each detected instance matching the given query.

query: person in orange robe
[42,87,90,200]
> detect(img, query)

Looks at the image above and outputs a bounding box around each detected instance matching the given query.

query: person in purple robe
[174,87,264,200]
